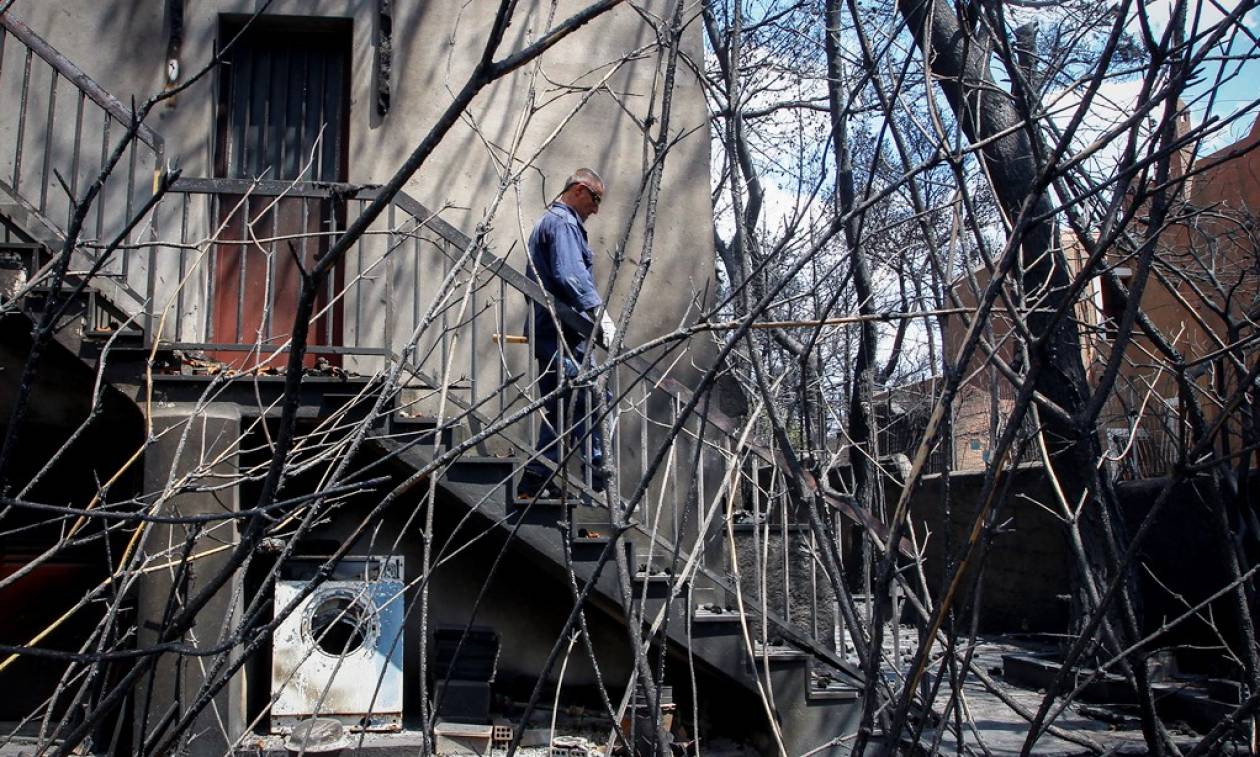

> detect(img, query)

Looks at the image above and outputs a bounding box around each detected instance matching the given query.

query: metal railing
[0,9,864,673]
[1098,393,1184,481]
[132,176,860,665]
[0,11,164,308]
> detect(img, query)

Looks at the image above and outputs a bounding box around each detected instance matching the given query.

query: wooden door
[210,18,350,367]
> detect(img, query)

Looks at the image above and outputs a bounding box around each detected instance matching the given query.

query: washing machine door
[271,556,403,732]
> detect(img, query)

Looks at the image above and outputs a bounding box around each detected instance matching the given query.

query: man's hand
[598,310,616,351]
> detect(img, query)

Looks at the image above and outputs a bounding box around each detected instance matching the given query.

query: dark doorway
[210,16,351,366]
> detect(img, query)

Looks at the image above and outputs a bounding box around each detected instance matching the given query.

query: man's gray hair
[564,168,604,191]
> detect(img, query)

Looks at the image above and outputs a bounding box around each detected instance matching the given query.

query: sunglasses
[581,184,603,206]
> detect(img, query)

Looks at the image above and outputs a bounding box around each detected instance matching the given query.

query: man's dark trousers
[523,342,606,488]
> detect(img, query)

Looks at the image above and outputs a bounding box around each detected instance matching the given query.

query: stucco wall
[2,0,715,373]
[1,1,719,524]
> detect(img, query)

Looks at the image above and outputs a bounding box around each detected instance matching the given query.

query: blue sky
[1161,1,1260,148]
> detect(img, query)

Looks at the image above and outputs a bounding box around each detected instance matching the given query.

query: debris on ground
[912,635,1246,755]
[153,349,355,379]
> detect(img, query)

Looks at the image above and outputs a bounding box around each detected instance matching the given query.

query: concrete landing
[915,638,1221,755]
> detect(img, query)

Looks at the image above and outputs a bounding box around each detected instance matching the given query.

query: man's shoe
[590,465,610,493]
[516,475,562,501]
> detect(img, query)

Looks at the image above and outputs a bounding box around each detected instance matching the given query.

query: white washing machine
[270,555,404,732]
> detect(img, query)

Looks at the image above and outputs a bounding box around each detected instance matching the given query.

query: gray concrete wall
[2,0,714,355]
[730,525,838,651]
[137,403,246,755]
[1,0,718,504]
[901,466,1073,633]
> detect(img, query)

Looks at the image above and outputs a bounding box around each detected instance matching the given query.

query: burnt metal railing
[1098,393,1184,480]
[132,176,866,669]
[0,11,164,308]
[0,10,872,675]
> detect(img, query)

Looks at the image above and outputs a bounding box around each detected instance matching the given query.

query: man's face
[568,181,604,221]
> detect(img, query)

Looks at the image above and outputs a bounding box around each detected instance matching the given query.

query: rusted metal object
[271,556,404,733]
[283,717,345,755]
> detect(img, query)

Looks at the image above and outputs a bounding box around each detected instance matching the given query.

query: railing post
[123,136,137,259]
[612,362,621,501]
[263,197,278,344]
[354,200,366,350]
[173,191,190,345]
[469,260,478,412]
[95,113,109,242]
[13,47,32,196]
[38,70,57,214]
[640,381,649,510]
[696,414,706,569]
[528,305,537,447]
[143,177,158,349]
[66,90,84,232]
[497,276,506,418]
[233,198,246,344]
[779,466,790,626]
[671,397,681,545]
[384,203,395,362]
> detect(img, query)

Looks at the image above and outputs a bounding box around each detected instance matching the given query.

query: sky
[1147,0,1260,148]
[714,0,1260,239]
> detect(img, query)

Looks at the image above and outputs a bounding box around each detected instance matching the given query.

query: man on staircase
[515,168,615,500]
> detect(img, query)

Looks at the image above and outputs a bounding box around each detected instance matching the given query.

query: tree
[2,0,1260,754]
[704,0,1260,752]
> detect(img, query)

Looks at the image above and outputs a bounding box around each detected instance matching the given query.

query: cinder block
[491,718,513,749]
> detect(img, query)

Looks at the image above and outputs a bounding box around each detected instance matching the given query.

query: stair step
[446,456,515,479]
[393,414,471,446]
[510,495,572,509]
[808,684,862,701]
[83,324,143,340]
[632,571,676,583]
[392,412,441,428]
[369,437,865,730]
[570,505,611,546]
[753,644,809,662]
[693,608,742,623]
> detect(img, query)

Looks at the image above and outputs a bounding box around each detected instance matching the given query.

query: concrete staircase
[0,203,869,752]
[365,411,864,755]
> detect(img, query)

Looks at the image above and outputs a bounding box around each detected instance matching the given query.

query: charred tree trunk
[890,0,1170,751]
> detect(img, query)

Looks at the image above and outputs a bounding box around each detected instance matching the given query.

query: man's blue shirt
[526,202,602,356]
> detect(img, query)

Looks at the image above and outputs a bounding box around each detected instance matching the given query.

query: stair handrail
[380,185,902,551]
[159,176,899,557]
[0,10,164,154]
[0,9,887,556]
[0,9,165,310]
